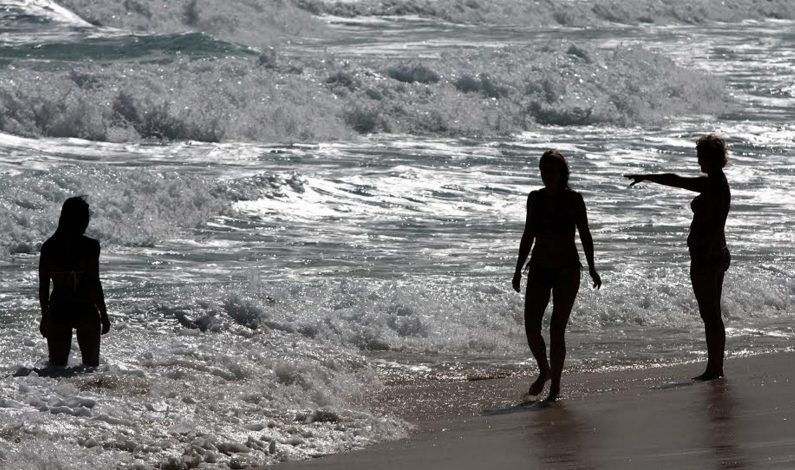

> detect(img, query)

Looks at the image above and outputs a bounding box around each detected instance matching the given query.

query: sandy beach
[1,2,793,468]
[279,352,795,469]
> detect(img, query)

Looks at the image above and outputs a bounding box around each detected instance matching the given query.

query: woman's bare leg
[545,270,580,402]
[76,321,101,368]
[525,285,552,395]
[692,268,726,380]
[47,321,72,367]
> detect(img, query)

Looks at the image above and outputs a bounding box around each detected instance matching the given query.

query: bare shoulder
[527,189,543,205]
[81,236,101,254]
[565,189,585,205]
[710,172,730,190]
[40,237,54,254]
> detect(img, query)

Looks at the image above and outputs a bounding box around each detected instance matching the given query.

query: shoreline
[278,351,795,469]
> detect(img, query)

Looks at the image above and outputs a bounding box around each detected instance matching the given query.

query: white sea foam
[54,0,327,47]
[3,3,788,145]
[3,0,93,27]
[0,41,728,143]
[0,5,792,468]
[0,313,410,468]
[0,162,224,256]
[305,0,795,25]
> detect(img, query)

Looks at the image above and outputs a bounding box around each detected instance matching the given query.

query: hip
[689,246,730,274]
[48,301,100,327]
[526,262,581,289]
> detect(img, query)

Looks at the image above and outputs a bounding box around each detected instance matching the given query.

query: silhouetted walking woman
[513,150,601,402]
[625,135,730,380]
[39,196,110,368]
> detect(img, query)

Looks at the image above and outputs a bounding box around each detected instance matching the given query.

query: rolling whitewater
[0,0,793,467]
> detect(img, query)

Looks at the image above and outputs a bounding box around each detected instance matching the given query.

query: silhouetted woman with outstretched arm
[513,150,601,402]
[625,134,730,380]
[39,196,110,368]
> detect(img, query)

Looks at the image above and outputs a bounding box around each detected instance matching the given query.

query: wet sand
[279,352,795,469]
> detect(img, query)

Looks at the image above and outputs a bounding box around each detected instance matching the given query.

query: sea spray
[55,0,327,47]
[0,43,729,143]
[298,0,795,25]
[0,279,411,468]
[0,3,792,468]
[0,164,224,255]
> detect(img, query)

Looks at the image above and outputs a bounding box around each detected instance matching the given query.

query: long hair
[54,196,90,238]
[539,150,570,189]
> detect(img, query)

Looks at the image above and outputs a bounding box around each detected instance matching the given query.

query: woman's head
[696,134,728,172]
[539,150,570,191]
[56,196,90,237]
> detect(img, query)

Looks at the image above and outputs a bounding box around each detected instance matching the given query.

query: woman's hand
[589,267,602,289]
[624,174,646,187]
[101,316,111,335]
[512,270,522,293]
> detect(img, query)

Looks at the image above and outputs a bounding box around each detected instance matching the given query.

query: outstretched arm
[513,194,535,292]
[624,173,707,193]
[573,193,601,289]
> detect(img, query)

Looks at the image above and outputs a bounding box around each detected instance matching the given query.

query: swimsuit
[526,188,581,288]
[46,302,101,367]
[41,236,102,367]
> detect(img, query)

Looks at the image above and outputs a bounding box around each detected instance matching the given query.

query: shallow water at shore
[0,1,793,468]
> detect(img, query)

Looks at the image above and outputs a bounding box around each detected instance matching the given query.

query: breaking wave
[300,0,795,25]
[0,42,729,143]
[55,0,327,48]
[0,163,224,255]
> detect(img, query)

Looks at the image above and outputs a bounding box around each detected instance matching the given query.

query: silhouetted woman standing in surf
[625,135,731,380]
[39,196,110,368]
[513,150,601,402]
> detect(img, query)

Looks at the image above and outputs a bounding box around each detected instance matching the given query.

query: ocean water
[0,0,793,468]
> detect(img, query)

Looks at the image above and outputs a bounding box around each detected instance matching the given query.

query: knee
[525,327,543,340]
[699,306,722,324]
[702,316,725,331]
[549,322,567,341]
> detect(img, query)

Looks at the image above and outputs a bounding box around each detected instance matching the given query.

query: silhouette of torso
[688,171,730,258]
[528,188,580,269]
[41,235,100,313]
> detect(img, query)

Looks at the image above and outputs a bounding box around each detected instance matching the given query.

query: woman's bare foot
[544,383,560,403]
[693,370,724,381]
[528,373,550,396]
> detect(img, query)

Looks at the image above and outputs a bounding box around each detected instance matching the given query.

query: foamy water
[0,1,793,468]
